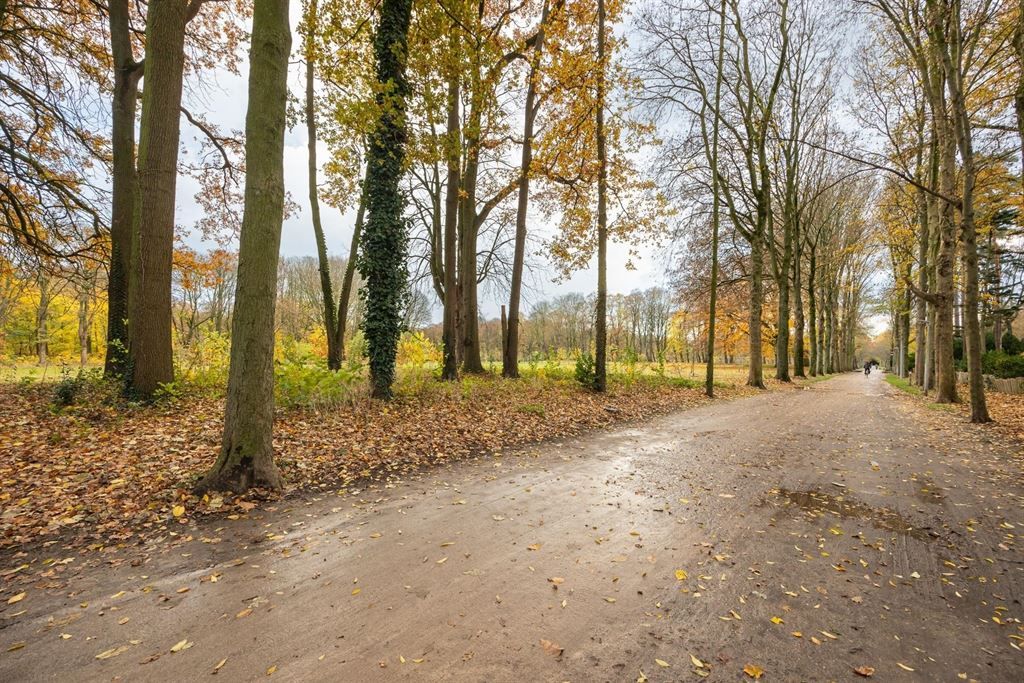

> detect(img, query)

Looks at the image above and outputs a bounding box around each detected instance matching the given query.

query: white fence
[955,371,1024,395]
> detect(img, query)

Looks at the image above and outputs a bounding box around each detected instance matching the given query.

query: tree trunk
[304,5,341,370]
[705,0,725,398]
[359,0,414,398]
[104,0,141,379]
[79,288,89,366]
[441,46,461,381]
[808,249,817,376]
[334,174,366,362]
[36,274,48,366]
[200,0,291,492]
[593,0,608,393]
[129,0,188,398]
[747,231,765,388]
[793,235,805,378]
[942,14,989,421]
[504,1,550,380]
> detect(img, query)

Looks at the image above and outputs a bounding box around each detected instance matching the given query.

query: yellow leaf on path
[675,569,688,581]
[236,608,253,618]
[172,505,185,517]
[655,658,670,668]
[897,663,914,672]
[604,597,616,603]
[791,631,803,638]
[96,645,130,659]
[170,639,193,653]
[266,664,277,675]
[690,654,704,668]
[7,592,25,604]
[351,588,361,595]
[369,533,382,539]
[770,616,784,624]
[8,642,26,652]
[548,577,565,585]
[436,557,448,564]
[118,617,130,625]
[743,664,765,679]
[527,543,541,551]
[853,665,875,677]
[820,630,838,640]
[213,658,227,674]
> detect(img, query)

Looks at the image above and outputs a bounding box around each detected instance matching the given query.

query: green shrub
[52,371,86,406]
[275,346,364,409]
[981,351,1024,378]
[574,352,596,389]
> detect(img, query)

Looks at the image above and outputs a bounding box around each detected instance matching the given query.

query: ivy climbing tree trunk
[104,0,141,379]
[200,0,291,493]
[359,0,413,399]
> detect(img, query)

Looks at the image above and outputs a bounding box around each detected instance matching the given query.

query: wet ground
[1,371,1022,681]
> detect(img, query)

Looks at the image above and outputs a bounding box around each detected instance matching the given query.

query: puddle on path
[769,488,936,542]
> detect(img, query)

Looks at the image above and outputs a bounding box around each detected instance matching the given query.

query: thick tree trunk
[943,21,989,421]
[104,0,141,379]
[593,0,608,393]
[933,125,957,403]
[200,0,291,493]
[129,0,188,398]
[793,238,805,378]
[441,52,461,381]
[359,0,413,398]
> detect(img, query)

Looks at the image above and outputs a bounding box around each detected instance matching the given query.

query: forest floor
[1,371,1022,681]
[0,367,773,557]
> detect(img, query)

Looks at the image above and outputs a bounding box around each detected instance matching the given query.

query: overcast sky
[175,24,667,324]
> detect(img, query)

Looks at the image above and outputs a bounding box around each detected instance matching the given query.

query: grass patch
[884,373,922,396]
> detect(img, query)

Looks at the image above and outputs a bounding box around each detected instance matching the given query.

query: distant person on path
[864,360,871,375]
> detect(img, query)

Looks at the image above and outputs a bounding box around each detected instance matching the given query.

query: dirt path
[2,371,1022,681]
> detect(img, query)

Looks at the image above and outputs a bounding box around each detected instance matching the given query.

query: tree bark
[747,231,765,388]
[593,0,608,393]
[304,3,341,370]
[334,174,366,362]
[129,0,188,398]
[504,0,551,380]
[941,4,989,421]
[200,0,291,492]
[705,0,725,397]
[808,248,817,376]
[104,0,141,379]
[441,42,461,381]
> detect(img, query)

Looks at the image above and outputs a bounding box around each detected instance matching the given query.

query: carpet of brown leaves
[0,373,775,557]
